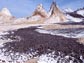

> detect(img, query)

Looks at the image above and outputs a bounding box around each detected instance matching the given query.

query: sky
[0,0,84,18]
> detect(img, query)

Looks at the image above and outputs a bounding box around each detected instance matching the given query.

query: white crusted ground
[35,28,84,38]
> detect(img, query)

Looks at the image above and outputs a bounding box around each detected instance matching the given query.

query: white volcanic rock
[64,8,73,12]
[45,16,64,24]
[45,2,66,24]
[77,9,84,16]
[27,15,43,22]
[13,18,27,24]
[66,14,83,22]
[0,15,14,24]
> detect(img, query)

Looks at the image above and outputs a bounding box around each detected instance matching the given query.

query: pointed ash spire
[51,1,66,20]
[32,4,48,18]
[46,1,66,23]
[49,1,62,17]
[0,8,12,16]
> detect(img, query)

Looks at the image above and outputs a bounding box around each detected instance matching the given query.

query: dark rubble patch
[1,27,84,62]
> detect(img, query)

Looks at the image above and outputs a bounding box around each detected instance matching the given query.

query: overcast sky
[0,0,84,17]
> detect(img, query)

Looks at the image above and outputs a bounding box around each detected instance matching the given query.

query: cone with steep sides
[45,1,66,23]
[0,8,15,24]
[27,4,48,22]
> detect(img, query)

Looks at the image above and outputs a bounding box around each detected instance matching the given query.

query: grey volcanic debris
[0,27,84,62]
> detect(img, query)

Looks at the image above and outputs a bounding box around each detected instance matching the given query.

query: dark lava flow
[1,27,84,63]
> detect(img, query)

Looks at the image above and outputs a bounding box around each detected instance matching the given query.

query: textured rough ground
[24,58,38,63]
[42,24,84,30]
[0,27,84,62]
